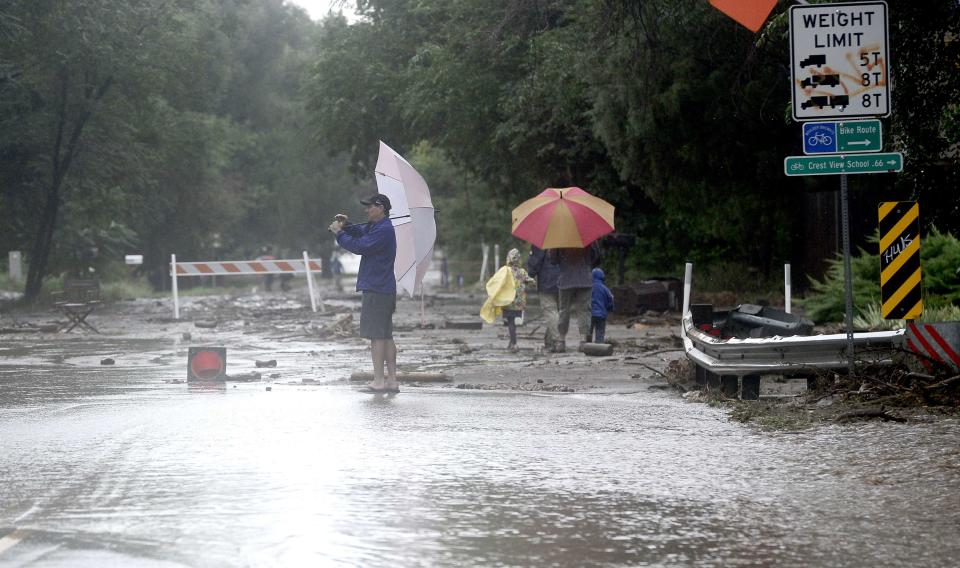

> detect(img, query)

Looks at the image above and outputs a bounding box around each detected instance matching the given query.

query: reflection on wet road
[1,364,958,567]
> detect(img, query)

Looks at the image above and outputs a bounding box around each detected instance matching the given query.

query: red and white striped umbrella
[511,187,615,249]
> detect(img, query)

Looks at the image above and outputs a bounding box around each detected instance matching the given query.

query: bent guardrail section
[682,313,905,376]
[679,261,905,377]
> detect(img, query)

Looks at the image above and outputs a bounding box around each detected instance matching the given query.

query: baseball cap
[359,193,391,211]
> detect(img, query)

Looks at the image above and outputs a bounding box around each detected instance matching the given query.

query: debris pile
[456,382,575,392]
[304,313,356,338]
[809,366,960,410]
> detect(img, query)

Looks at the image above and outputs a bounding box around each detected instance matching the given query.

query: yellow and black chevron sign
[878,201,922,320]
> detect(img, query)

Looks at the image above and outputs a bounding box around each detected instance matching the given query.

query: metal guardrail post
[784,263,792,314]
[303,250,318,313]
[171,254,179,320]
[741,375,761,400]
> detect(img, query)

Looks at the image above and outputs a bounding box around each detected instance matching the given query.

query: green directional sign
[837,120,883,153]
[784,152,903,177]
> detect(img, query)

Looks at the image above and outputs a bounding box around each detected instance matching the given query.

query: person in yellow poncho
[481,248,535,352]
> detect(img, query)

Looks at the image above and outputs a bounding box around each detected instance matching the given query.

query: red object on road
[188,347,227,381]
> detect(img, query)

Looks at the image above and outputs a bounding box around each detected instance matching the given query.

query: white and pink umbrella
[374,141,436,297]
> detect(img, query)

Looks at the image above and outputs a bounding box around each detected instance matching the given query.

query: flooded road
[1,294,959,566]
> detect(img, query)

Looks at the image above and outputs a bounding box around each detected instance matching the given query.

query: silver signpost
[787,1,894,375]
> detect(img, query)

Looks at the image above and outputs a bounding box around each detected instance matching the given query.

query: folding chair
[52,279,102,333]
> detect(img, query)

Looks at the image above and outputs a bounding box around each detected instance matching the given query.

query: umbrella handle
[341,215,411,229]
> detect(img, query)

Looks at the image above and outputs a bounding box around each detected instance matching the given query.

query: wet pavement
[1,287,959,567]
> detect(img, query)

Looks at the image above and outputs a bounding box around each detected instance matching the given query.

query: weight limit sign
[878,201,922,320]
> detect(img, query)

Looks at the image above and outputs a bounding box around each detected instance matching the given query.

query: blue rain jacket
[336,217,397,294]
[591,268,614,318]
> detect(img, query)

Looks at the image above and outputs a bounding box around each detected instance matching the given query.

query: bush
[0,271,21,292]
[854,302,960,331]
[101,279,155,302]
[802,227,960,324]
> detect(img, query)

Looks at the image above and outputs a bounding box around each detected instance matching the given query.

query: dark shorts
[360,291,395,339]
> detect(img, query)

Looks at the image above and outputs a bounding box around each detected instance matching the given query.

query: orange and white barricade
[170,252,323,319]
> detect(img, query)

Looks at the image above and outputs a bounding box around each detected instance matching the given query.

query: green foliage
[0,0,359,297]
[854,302,960,331]
[887,1,960,232]
[801,246,881,324]
[693,261,783,297]
[305,0,803,277]
[0,271,21,293]
[407,141,515,265]
[100,279,155,302]
[919,228,960,305]
[305,0,960,291]
[3,0,958,303]
[586,0,798,274]
[803,228,960,324]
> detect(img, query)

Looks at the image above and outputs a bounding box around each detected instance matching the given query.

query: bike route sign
[784,152,902,176]
[802,119,883,155]
[789,2,890,121]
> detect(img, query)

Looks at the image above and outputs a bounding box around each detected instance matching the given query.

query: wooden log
[580,342,614,356]
[443,320,483,330]
[836,408,906,423]
[924,374,960,390]
[226,372,261,382]
[349,371,450,382]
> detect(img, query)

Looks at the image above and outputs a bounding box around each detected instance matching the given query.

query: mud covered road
[1,284,958,567]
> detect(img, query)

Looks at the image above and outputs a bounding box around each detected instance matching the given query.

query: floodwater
[2,348,959,568]
[2,288,960,567]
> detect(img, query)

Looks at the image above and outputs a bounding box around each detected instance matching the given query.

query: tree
[888,1,960,232]
[1,0,355,296]
[0,0,199,299]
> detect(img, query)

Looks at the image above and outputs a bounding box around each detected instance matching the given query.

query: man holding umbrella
[511,187,615,352]
[329,193,398,392]
[552,243,600,352]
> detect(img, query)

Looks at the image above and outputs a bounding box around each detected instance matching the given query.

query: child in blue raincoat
[589,268,614,343]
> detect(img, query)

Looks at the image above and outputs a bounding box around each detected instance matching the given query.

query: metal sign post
[840,174,855,375]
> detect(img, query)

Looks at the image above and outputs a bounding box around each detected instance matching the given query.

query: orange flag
[708,0,778,33]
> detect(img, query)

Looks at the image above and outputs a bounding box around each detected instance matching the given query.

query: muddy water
[1,355,958,568]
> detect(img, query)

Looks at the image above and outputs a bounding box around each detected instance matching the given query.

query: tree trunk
[23,183,62,301]
[22,68,113,302]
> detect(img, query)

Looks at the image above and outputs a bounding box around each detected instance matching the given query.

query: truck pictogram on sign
[789,2,890,121]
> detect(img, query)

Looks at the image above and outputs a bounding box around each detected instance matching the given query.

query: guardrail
[682,314,905,376]
[680,262,905,378]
